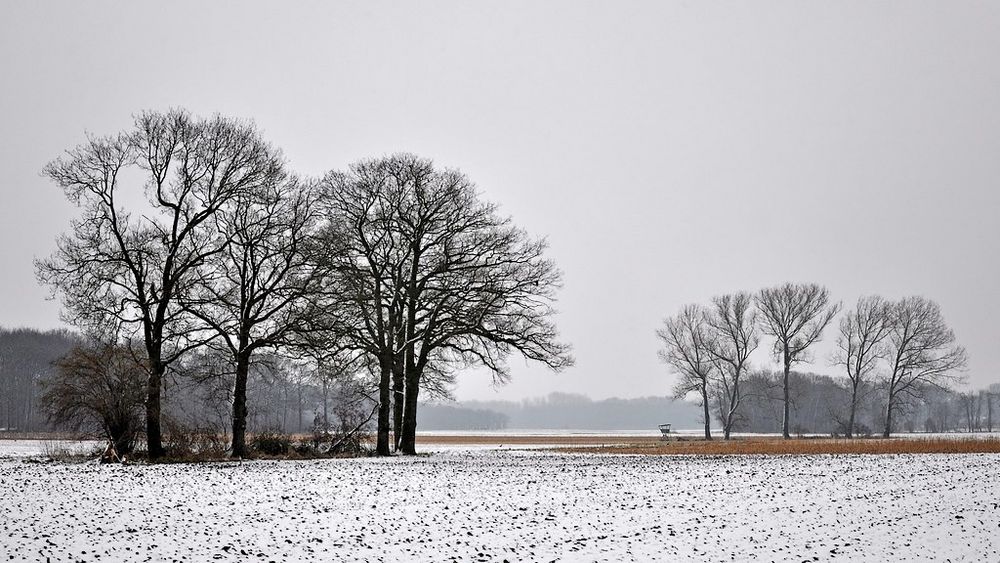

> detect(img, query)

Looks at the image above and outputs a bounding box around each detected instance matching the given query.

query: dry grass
[557,436,1000,456]
[417,434,660,446]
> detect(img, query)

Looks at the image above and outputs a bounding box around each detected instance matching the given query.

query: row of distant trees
[36,108,572,459]
[0,327,75,431]
[658,283,971,439]
[713,370,997,436]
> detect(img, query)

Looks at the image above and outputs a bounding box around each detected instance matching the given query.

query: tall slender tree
[706,292,759,439]
[755,283,840,439]
[183,178,320,458]
[658,304,717,440]
[832,295,892,438]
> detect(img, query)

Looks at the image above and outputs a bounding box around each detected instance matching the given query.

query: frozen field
[1,445,998,562]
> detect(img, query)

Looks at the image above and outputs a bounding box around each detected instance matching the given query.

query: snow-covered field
[2,443,997,562]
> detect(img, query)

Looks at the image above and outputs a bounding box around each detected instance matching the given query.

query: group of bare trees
[834,296,968,437]
[36,109,571,459]
[302,156,573,455]
[659,283,969,439]
[657,293,759,439]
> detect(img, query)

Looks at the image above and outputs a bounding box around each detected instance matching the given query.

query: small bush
[251,429,290,456]
[163,419,228,460]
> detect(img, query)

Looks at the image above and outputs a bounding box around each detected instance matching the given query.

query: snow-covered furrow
[1,451,997,562]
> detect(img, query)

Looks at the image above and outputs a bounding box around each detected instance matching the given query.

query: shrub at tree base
[250,429,291,456]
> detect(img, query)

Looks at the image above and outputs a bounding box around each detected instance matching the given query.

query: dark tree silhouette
[756,283,840,439]
[37,109,282,458]
[311,154,572,455]
[832,295,892,438]
[658,304,717,440]
[42,341,146,456]
[706,292,759,439]
[882,296,967,436]
[183,178,320,458]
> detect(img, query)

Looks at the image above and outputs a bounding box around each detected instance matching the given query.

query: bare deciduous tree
[393,159,573,455]
[310,158,411,456]
[37,110,279,458]
[831,295,892,438]
[312,154,573,455]
[756,283,840,438]
[706,293,759,439]
[658,304,717,439]
[183,178,320,458]
[882,296,967,437]
[42,341,146,456]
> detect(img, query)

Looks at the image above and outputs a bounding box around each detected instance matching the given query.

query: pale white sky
[1,1,998,400]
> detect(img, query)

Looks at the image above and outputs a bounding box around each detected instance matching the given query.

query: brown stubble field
[415,434,1000,455]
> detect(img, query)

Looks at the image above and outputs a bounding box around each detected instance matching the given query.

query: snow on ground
[1,446,998,562]
[0,439,101,458]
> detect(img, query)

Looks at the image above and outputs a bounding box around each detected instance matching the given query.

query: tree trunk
[781,348,791,439]
[145,360,165,459]
[322,376,329,431]
[724,382,739,440]
[375,357,392,456]
[846,385,858,439]
[988,396,993,433]
[297,386,304,433]
[400,365,421,455]
[230,353,251,458]
[701,385,712,440]
[883,393,893,438]
[392,355,404,451]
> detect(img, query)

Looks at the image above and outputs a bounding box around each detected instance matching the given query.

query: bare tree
[392,156,573,455]
[755,283,840,438]
[42,341,146,456]
[182,178,319,457]
[959,392,984,432]
[831,295,892,438]
[987,383,1000,432]
[309,158,411,455]
[312,154,573,455]
[882,296,967,437]
[37,110,279,458]
[658,304,717,439]
[705,292,759,439]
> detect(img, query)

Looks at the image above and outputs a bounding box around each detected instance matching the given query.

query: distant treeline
[419,393,701,431]
[731,370,998,436]
[418,376,999,435]
[0,327,76,431]
[2,327,996,437]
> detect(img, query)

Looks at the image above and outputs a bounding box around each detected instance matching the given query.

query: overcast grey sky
[2,1,998,401]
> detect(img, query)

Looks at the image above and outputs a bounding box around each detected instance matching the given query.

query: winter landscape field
[2,440,998,562]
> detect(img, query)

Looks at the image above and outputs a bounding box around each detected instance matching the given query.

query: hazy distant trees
[42,341,146,455]
[882,297,967,436]
[755,283,840,439]
[832,296,892,438]
[0,328,76,431]
[658,305,716,439]
[37,110,284,459]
